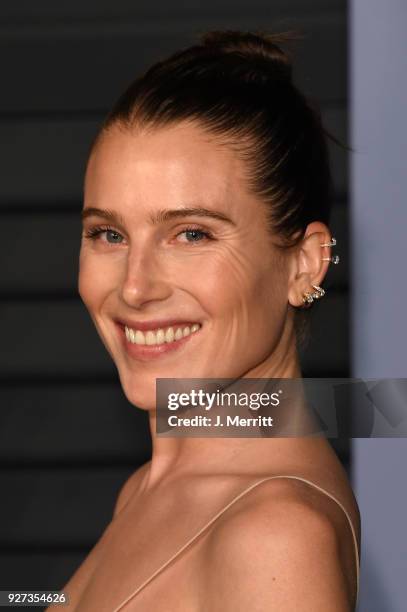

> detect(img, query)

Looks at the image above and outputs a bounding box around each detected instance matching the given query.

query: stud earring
[322,254,340,264]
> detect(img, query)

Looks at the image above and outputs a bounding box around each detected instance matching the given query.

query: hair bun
[199,29,302,84]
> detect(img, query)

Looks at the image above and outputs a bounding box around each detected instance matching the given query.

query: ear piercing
[321,236,339,263]
[322,254,340,264]
[300,236,339,308]
[321,237,337,247]
[301,285,325,308]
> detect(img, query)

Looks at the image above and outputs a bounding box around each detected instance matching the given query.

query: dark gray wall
[0,1,350,605]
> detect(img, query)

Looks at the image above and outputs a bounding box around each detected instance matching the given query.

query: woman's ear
[287,221,333,307]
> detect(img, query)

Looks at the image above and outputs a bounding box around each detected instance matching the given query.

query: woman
[50,29,360,611]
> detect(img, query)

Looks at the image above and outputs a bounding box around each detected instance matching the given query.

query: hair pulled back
[94,29,338,348]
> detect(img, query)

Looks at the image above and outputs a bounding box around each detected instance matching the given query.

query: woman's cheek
[78,253,107,308]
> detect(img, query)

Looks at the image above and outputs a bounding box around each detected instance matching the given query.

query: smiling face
[79,120,296,410]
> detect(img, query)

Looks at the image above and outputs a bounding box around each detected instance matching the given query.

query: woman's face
[79,121,293,410]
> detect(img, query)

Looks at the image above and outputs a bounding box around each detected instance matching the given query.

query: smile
[125,323,201,346]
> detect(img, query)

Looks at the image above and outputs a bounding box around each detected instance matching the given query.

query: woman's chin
[118,374,156,412]
[127,388,155,411]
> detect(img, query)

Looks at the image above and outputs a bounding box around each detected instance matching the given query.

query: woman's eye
[176,228,212,243]
[104,229,123,243]
[84,225,212,246]
[84,227,124,244]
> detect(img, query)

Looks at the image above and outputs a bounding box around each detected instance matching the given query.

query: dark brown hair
[92,29,340,349]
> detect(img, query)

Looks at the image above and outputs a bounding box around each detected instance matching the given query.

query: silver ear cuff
[321,237,337,247]
[321,236,339,264]
[300,236,339,308]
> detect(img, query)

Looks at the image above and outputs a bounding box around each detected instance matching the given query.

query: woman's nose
[119,248,172,309]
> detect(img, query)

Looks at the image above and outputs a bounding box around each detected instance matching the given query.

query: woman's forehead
[89,122,242,177]
[85,123,258,219]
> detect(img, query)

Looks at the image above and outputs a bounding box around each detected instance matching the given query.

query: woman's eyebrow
[81,206,236,226]
[81,207,126,225]
[150,207,236,226]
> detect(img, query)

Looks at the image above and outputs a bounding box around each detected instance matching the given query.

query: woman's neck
[142,350,321,491]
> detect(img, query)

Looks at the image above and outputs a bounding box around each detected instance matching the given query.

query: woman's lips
[116,322,202,361]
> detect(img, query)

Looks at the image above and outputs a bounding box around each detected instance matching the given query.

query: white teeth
[156,329,165,344]
[165,327,175,343]
[125,323,201,346]
[135,330,145,345]
[145,331,157,346]
[174,328,183,341]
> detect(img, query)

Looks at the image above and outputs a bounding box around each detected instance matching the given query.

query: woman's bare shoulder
[200,476,357,611]
[203,474,348,544]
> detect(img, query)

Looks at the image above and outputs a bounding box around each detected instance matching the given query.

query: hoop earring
[320,237,337,247]
[321,236,339,264]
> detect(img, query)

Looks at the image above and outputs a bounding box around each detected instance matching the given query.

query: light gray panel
[351,1,407,611]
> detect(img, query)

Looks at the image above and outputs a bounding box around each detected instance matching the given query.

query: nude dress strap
[112,475,360,612]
